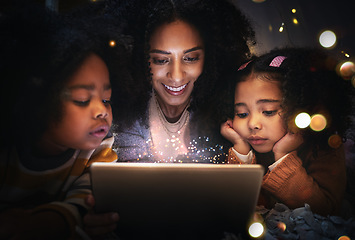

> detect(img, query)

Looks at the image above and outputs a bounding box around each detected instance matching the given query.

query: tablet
[90,162,264,239]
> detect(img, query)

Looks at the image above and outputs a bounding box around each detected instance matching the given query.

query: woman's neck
[156,96,190,123]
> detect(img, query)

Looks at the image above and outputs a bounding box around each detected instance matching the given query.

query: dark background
[235,0,354,60]
[1,0,354,62]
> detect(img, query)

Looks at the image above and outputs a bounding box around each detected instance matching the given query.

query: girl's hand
[220,119,250,154]
[273,132,303,161]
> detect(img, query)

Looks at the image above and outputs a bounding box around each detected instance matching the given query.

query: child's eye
[152,57,169,65]
[263,110,278,116]
[73,100,90,106]
[103,99,111,106]
[236,113,248,118]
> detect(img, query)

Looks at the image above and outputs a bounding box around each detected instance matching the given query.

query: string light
[279,23,285,32]
[109,40,116,47]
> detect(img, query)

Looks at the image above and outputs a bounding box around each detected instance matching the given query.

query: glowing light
[252,0,266,3]
[319,30,337,48]
[109,40,116,47]
[268,24,273,32]
[277,222,286,232]
[310,114,327,131]
[328,134,342,149]
[248,222,264,238]
[342,51,350,58]
[279,23,285,32]
[295,112,311,129]
[338,236,351,240]
[293,18,298,24]
[339,61,355,80]
[292,8,297,13]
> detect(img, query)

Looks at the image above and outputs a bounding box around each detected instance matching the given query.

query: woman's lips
[162,83,188,96]
[90,125,109,138]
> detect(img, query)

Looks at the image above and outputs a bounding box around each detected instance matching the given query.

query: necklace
[154,94,190,137]
[149,93,191,161]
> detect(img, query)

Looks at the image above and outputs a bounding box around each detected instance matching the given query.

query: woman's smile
[162,82,189,95]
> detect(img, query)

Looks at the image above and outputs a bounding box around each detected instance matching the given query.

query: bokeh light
[338,236,351,240]
[291,8,296,14]
[277,222,286,232]
[319,30,337,48]
[328,134,342,149]
[252,0,266,3]
[310,114,327,131]
[109,40,116,47]
[339,61,355,80]
[279,23,284,32]
[342,51,350,58]
[295,112,311,129]
[293,18,298,25]
[248,222,264,238]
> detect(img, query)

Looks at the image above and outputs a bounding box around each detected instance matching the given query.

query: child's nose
[96,111,108,119]
[93,101,109,119]
[248,115,261,130]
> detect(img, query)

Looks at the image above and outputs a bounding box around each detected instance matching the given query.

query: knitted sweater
[227,145,346,216]
[0,136,117,238]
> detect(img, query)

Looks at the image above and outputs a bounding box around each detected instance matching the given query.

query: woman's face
[232,74,287,153]
[149,20,205,108]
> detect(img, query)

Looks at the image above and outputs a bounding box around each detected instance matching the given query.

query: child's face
[232,74,287,153]
[42,54,112,154]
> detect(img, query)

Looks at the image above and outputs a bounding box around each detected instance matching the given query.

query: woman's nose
[167,61,185,81]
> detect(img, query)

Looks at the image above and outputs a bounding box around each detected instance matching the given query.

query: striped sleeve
[32,136,118,238]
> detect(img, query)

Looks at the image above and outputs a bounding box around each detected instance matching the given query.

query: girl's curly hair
[224,47,355,148]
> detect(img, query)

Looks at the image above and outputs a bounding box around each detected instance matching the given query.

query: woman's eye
[183,56,200,63]
[152,58,169,65]
[73,100,90,106]
[263,110,278,116]
[236,113,248,118]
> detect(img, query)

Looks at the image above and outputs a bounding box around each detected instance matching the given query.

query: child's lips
[90,125,109,138]
[248,136,267,145]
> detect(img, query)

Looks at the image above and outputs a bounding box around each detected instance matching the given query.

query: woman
[110,0,256,163]
[81,0,256,238]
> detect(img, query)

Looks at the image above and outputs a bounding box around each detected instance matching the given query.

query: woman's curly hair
[224,47,355,148]
[0,2,133,147]
[105,0,255,142]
